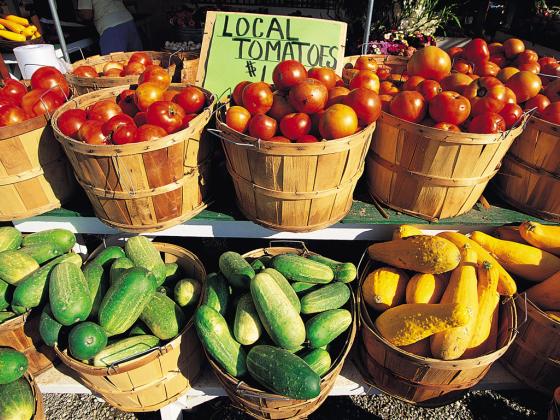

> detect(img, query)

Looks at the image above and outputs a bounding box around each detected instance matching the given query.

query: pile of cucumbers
[195,250,356,400]
[0,348,37,420]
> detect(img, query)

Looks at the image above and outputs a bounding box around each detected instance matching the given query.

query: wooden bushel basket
[66,51,182,95]
[496,116,560,221]
[367,112,526,221]
[204,245,357,420]
[357,258,517,407]
[27,372,45,420]
[0,114,76,221]
[214,106,375,232]
[502,297,560,395]
[55,241,206,412]
[52,84,215,233]
[0,311,57,376]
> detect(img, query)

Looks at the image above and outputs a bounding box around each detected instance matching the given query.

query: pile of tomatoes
[225,59,382,143]
[343,38,559,134]
[72,51,162,78]
[0,66,70,127]
[58,59,207,145]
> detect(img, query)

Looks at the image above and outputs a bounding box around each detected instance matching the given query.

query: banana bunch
[0,15,41,42]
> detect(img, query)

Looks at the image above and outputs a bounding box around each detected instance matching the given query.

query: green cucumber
[83,263,107,318]
[165,263,178,277]
[128,321,151,337]
[13,253,82,310]
[0,348,28,384]
[250,259,266,272]
[140,293,185,340]
[250,272,305,350]
[68,322,108,360]
[195,305,246,377]
[11,305,26,315]
[98,267,156,336]
[306,309,352,348]
[39,305,65,347]
[91,246,126,267]
[0,377,35,419]
[302,348,331,377]
[219,251,255,289]
[174,278,200,307]
[202,273,229,316]
[246,345,321,399]
[233,293,262,345]
[49,262,92,326]
[0,250,39,285]
[307,255,357,283]
[22,229,75,254]
[0,227,22,252]
[271,254,334,284]
[262,268,301,313]
[93,335,160,367]
[300,282,351,314]
[291,282,318,294]
[19,243,62,264]
[109,258,134,284]
[0,280,11,311]
[124,236,166,286]
[0,311,15,323]
[258,255,272,267]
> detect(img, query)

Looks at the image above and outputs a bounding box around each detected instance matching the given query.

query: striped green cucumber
[262,268,301,313]
[219,251,255,289]
[291,282,318,294]
[91,246,126,267]
[233,293,262,345]
[306,309,352,348]
[0,250,39,285]
[195,305,246,377]
[11,304,26,315]
[124,236,166,286]
[300,282,351,314]
[250,259,266,272]
[39,305,65,347]
[22,229,75,254]
[202,273,229,316]
[246,345,321,399]
[68,322,108,360]
[13,253,82,309]
[0,348,28,384]
[307,255,357,283]
[250,272,305,349]
[302,348,331,377]
[0,311,15,323]
[83,263,107,318]
[140,293,186,340]
[0,377,35,419]
[128,321,151,337]
[0,280,10,311]
[99,267,156,336]
[109,258,134,284]
[19,243,62,264]
[49,262,92,326]
[0,227,22,252]
[174,278,201,308]
[271,254,334,284]
[93,335,160,367]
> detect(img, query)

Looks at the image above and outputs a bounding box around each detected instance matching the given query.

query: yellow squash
[405,273,446,304]
[5,15,29,26]
[22,25,36,38]
[392,225,423,240]
[525,271,560,311]
[470,231,560,282]
[546,311,560,323]
[399,338,431,357]
[362,266,408,311]
[430,246,479,360]
[0,29,24,41]
[519,222,560,256]
[493,226,527,244]
[0,18,25,34]
[368,235,461,274]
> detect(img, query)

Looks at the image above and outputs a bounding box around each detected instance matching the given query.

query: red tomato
[416,80,442,101]
[138,66,170,90]
[542,62,560,84]
[87,99,123,123]
[123,61,146,76]
[429,91,471,125]
[433,122,461,132]
[134,111,147,126]
[402,75,425,91]
[462,38,490,64]
[268,92,295,120]
[134,82,164,112]
[279,113,311,140]
[173,87,205,114]
[489,54,507,68]
[349,70,380,92]
[499,103,523,129]
[117,94,139,117]
[504,87,517,104]
[506,71,542,102]
[334,74,345,87]
[0,93,16,109]
[1,80,27,105]
[342,88,382,125]
[242,82,273,115]
[297,134,319,143]
[232,81,250,105]
[447,46,463,59]
[440,73,472,93]
[319,104,358,140]
[119,89,135,101]
[288,79,328,114]
[103,68,123,77]
[268,136,292,143]
[515,49,538,65]
[21,89,64,117]
[136,124,167,142]
[464,77,507,115]
[343,68,360,84]
[101,113,135,136]
[326,86,350,107]
[524,94,551,113]
[379,94,393,112]
[162,90,179,102]
[503,38,525,59]
[308,67,337,90]
[407,46,451,81]
[518,62,540,74]
[103,62,123,73]
[111,124,137,145]
[310,109,325,135]
[452,59,473,75]
[540,102,560,124]
[354,56,379,72]
[78,120,107,144]
[0,105,26,126]
[389,91,427,123]
[128,52,153,67]
[272,60,308,91]
[544,79,560,102]
[468,112,506,133]
[248,114,277,139]
[488,42,504,55]
[538,57,557,67]
[183,113,197,128]
[496,67,520,83]
[475,61,500,77]
[57,108,87,138]
[376,65,391,81]
[226,106,251,133]
[30,66,69,100]
[146,101,187,133]
[379,81,399,96]
[73,65,98,78]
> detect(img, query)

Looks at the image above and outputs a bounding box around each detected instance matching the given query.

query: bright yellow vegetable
[392,225,423,240]
[493,226,527,244]
[31,32,40,39]
[0,29,25,41]
[519,222,560,256]
[526,270,560,311]
[405,273,446,304]
[362,266,408,311]
[430,246,479,360]
[0,24,5,30]
[470,231,560,282]
[0,18,25,34]
[5,15,29,26]
[22,25,36,38]
[375,302,472,347]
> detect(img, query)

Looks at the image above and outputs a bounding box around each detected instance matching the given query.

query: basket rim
[0,113,49,140]
[0,309,31,330]
[520,296,560,327]
[25,372,44,420]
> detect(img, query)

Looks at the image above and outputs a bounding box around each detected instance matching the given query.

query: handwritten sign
[196,12,347,98]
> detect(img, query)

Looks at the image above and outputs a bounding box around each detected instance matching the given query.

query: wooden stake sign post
[196,11,347,97]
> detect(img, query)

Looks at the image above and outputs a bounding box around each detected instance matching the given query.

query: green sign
[196,11,347,98]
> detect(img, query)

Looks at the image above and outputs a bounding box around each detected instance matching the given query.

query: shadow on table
[462,390,548,420]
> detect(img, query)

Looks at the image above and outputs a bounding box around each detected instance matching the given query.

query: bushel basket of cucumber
[195,244,357,420]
